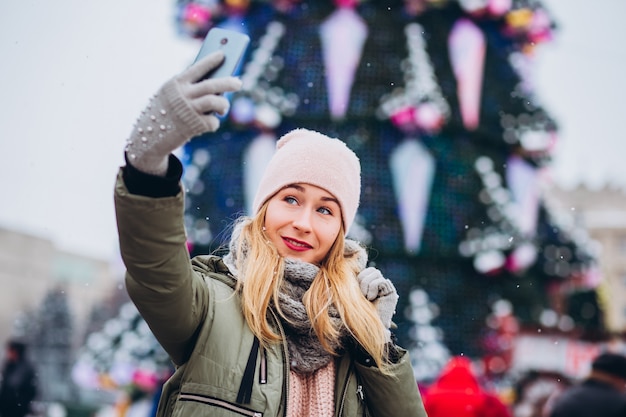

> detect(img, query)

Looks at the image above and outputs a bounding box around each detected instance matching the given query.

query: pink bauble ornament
[506,242,537,272]
[487,0,512,17]
[414,102,445,133]
[180,3,212,37]
[528,9,553,44]
[334,0,359,8]
[183,3,211,25]
[390,106,417,129]
[474,250,506,275]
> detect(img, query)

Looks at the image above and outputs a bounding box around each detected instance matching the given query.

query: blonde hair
[231,203,393,373]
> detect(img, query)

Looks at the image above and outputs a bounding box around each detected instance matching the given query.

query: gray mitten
[357,267,399,331]
[125,51,242,176]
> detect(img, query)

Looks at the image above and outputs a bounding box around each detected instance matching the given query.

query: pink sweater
[287,360,336,417]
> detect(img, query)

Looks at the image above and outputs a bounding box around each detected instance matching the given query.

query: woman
[115,50,427,417]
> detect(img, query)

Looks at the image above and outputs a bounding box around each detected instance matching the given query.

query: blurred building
[546,184,626,332]
[0,226,119,350]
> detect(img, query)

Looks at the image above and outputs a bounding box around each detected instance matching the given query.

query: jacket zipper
[338,363,366,416]
[269,308,290,415]
[259,346,267,384]
[178,393,263,417]
[356,384,364,401]
[338,361,352,416]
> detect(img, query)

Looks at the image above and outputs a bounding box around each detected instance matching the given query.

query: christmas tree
[173,0,602,370]
[30,287,76,402]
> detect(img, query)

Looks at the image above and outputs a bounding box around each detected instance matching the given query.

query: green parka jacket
[114,170,428,417]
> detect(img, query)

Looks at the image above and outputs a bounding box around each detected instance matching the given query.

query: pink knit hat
[252,129,361,233]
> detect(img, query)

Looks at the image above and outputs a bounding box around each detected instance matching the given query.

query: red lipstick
[282,236,312,252]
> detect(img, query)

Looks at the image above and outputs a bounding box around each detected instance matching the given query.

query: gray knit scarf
[222,222,367,374]
[278,258,343,373]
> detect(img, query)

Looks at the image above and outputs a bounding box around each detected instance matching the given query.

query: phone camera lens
[220,38,228,45]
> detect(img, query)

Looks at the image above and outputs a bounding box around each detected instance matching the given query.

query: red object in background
[423,356,512,417]
[333,0,359,7]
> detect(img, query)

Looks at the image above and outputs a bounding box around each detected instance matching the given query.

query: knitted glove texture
[357,267,399,331]
[125,51,242,175]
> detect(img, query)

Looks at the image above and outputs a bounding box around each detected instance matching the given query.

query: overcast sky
[535,0,626,189]
[0,0,624,262]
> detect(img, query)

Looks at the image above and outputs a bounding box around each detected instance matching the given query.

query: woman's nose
[292,208,313,232]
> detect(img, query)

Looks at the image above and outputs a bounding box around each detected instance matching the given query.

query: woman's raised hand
[125,50,242,176]
[357,267,399,330]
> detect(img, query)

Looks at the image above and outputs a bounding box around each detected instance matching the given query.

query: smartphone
[194,27,250,80]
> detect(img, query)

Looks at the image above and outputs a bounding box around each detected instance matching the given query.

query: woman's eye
[285,196,298,205]
[318,207,332,215]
